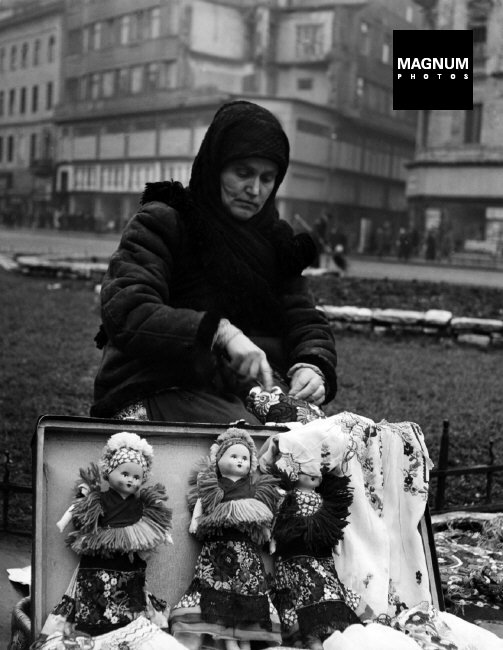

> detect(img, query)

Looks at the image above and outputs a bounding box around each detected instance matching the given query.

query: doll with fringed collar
[266,433,363,650]
[38,432,175,649]
[170,427,283,650]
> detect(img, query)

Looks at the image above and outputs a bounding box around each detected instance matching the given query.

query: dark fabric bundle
[273,473,353,558]
[142,100,316,332]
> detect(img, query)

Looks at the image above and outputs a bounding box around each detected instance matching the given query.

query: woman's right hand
[224,333,273,391]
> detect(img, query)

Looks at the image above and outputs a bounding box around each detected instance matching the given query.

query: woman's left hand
[288,367,325,405]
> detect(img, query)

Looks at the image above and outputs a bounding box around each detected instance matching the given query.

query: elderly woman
[91,100,337,424]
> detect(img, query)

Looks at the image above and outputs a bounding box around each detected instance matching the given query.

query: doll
[170,427,282,650]
[39,431,173,646]
[270,438,362,650]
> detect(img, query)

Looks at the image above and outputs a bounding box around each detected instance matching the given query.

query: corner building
[407,0,503,262]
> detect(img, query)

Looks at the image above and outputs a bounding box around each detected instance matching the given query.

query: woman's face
[220,157,278,221]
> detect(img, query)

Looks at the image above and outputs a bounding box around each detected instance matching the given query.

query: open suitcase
[31,414,444,642]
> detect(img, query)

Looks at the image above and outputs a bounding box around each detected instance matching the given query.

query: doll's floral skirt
[170,539,282,644]
[273,554,361,644]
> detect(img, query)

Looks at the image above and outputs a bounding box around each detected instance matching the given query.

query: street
[2,226,503,288]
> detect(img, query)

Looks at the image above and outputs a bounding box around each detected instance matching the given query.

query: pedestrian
[91,100,337,424]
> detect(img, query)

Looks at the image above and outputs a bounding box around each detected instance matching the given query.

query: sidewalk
[0,534,31,648]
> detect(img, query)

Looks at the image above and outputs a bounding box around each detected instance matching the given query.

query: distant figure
[425,229,436,261]
[397,228,411,261]
[329,226,348,273]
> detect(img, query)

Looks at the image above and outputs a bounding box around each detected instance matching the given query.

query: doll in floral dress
[269,437,362,650]
[170,427,282,650]
[39,431,174,648]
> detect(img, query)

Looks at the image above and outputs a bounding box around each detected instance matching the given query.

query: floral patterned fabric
[74,565,147,634]
[274,554,361,642]
[170,538,281,643]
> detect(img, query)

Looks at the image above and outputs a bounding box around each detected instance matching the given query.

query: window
[120,15,131,44]
[10,45,17,70]
[32,85,39,113]
[382,35,390,64]
[146,7,160,39]
[421,110,430,148]
[356,77,365,99]
[79,76,89,101]
[33,39,40,65]
[473,26,487,59]
[117,67,130,94]
[360,21,370,56]
[82,26,90,52]
[92,23,102,50]
[46,82,54,109]
[297,77,313,90]
[405,6,414,22]
[0,48,4,71]
[21,42,29,68]
[145,62,159,90]
[30,133,37,160]
[8,89,15,115]
[464,104,482,143]
[20,87,27,114]
[0,90,4,116]
[102,71,115,97]
[42,130,52,159]
[295,23,324,59]
[90,73,101,99]
[48,35,56,62]
[104,18,116,48]
[7,135,14,162]
[131,66,143,93]
[0,136,3,162]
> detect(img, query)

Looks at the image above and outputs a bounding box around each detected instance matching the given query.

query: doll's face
[296,473,322,492]
[218,443,251,480]
[108,461,143,498]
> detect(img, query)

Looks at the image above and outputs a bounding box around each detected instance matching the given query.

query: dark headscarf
[186,100,316,332]
[142,100,316,333]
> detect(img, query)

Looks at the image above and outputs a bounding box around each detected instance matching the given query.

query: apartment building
[0,0,423,247]
[407,0,503,258]
[0,0,63,223]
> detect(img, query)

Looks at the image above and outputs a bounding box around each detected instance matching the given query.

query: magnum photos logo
[393,30,473,110]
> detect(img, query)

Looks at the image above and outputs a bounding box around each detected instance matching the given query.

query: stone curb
[318,305,503,349]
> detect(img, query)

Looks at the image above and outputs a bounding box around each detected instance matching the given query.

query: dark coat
[91,201,337,417]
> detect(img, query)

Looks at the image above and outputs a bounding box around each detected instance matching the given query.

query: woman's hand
[225,333,273,390]
[288,366,325,405]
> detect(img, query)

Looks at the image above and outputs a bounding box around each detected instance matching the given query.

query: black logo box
[393,30,473,110]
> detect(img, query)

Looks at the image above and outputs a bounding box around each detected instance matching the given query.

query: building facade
[407,0,503,260]
[0,0,63,225]
[1,0,423,249]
